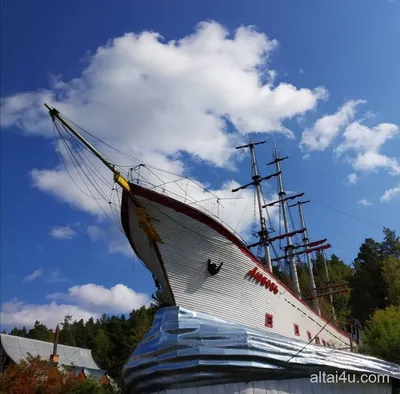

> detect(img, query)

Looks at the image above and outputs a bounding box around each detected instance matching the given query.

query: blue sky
[1,0,399,329]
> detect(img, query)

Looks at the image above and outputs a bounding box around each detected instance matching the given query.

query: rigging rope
[55,120,124,233]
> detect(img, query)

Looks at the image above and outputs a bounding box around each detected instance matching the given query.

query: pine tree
[348,238,389,325]
[380,228,400,258]
[26,321,54,342]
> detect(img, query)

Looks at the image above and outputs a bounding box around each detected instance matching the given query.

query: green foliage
[0,356,114,394]
[67,376,111,394]
[380,228,400,258]
[0,356,80,393]
[360,305,400,364]
[382,255,400,306]
[349,228,400,325]
[27,321,54,342]
[10,326,28,337]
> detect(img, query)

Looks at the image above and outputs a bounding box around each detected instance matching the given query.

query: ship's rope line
[133,169,231,228]
[77,141,116,188]
[56,122,111,205]
[288,203,302,247]
[126,166,203,214]
[55,136,148,268]
[278,187,386,231]
[174,181,200,206]
[71,138,121,212]
[140,166,170,198]
[130,163,230,221]
[301,253,314,295]
[59,114,133,170]
[60,113,221,199]
[110,185,122,230]
[55,120,124,233]
[52,123,103,201]
[317,203,385,230]
[233,192,253,235]
[128,167,248,240]
[58,121,116,207]
[147,177,187,191]
[272,310,338,371]
[143,166,167,187]
[270,242,280,261]
[56,118,127,199]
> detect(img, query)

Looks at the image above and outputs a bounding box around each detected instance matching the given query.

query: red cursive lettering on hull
[247,267,279,294]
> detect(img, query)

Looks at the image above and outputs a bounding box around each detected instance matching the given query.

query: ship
[44,104,352,350]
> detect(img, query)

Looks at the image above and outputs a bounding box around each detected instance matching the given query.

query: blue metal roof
[123,306,400,393]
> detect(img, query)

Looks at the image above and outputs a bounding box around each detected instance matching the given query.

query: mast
[323,253,337,322]
[268,146,301,298]
[233,137,280,271]
[291,200,321,315]
[250,141,272,270]
[44,104,130,192]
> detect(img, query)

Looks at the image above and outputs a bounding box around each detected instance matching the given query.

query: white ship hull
[121,184,351,349]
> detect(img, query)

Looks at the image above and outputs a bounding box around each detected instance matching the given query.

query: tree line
[4,228,400,386]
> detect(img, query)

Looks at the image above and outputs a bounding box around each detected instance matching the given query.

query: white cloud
[336,122,398,155]
[0,22,326,220]
[50,226,76,240]
[300,99,365,151]
[300,99,399,178]
[336,122,400,175]
[45,268,70,284]
[0,300,96,328]
[22,268,69,284]
[86,224,133,257]
[352,151,400,174]
[47,283,150,314]
[108,238,133,257]
[357,199,372,207]
[87,225,105,241]
[380,185,400,203]
[347,173,358,185]
[1,22,326,148]
[23,269,43,282]
[1,282,151,328]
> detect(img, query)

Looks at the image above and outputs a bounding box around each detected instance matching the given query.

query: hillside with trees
[4,228,400,386]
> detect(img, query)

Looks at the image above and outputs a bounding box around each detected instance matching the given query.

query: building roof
[0,333,101,370]
[73,366,106,381]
